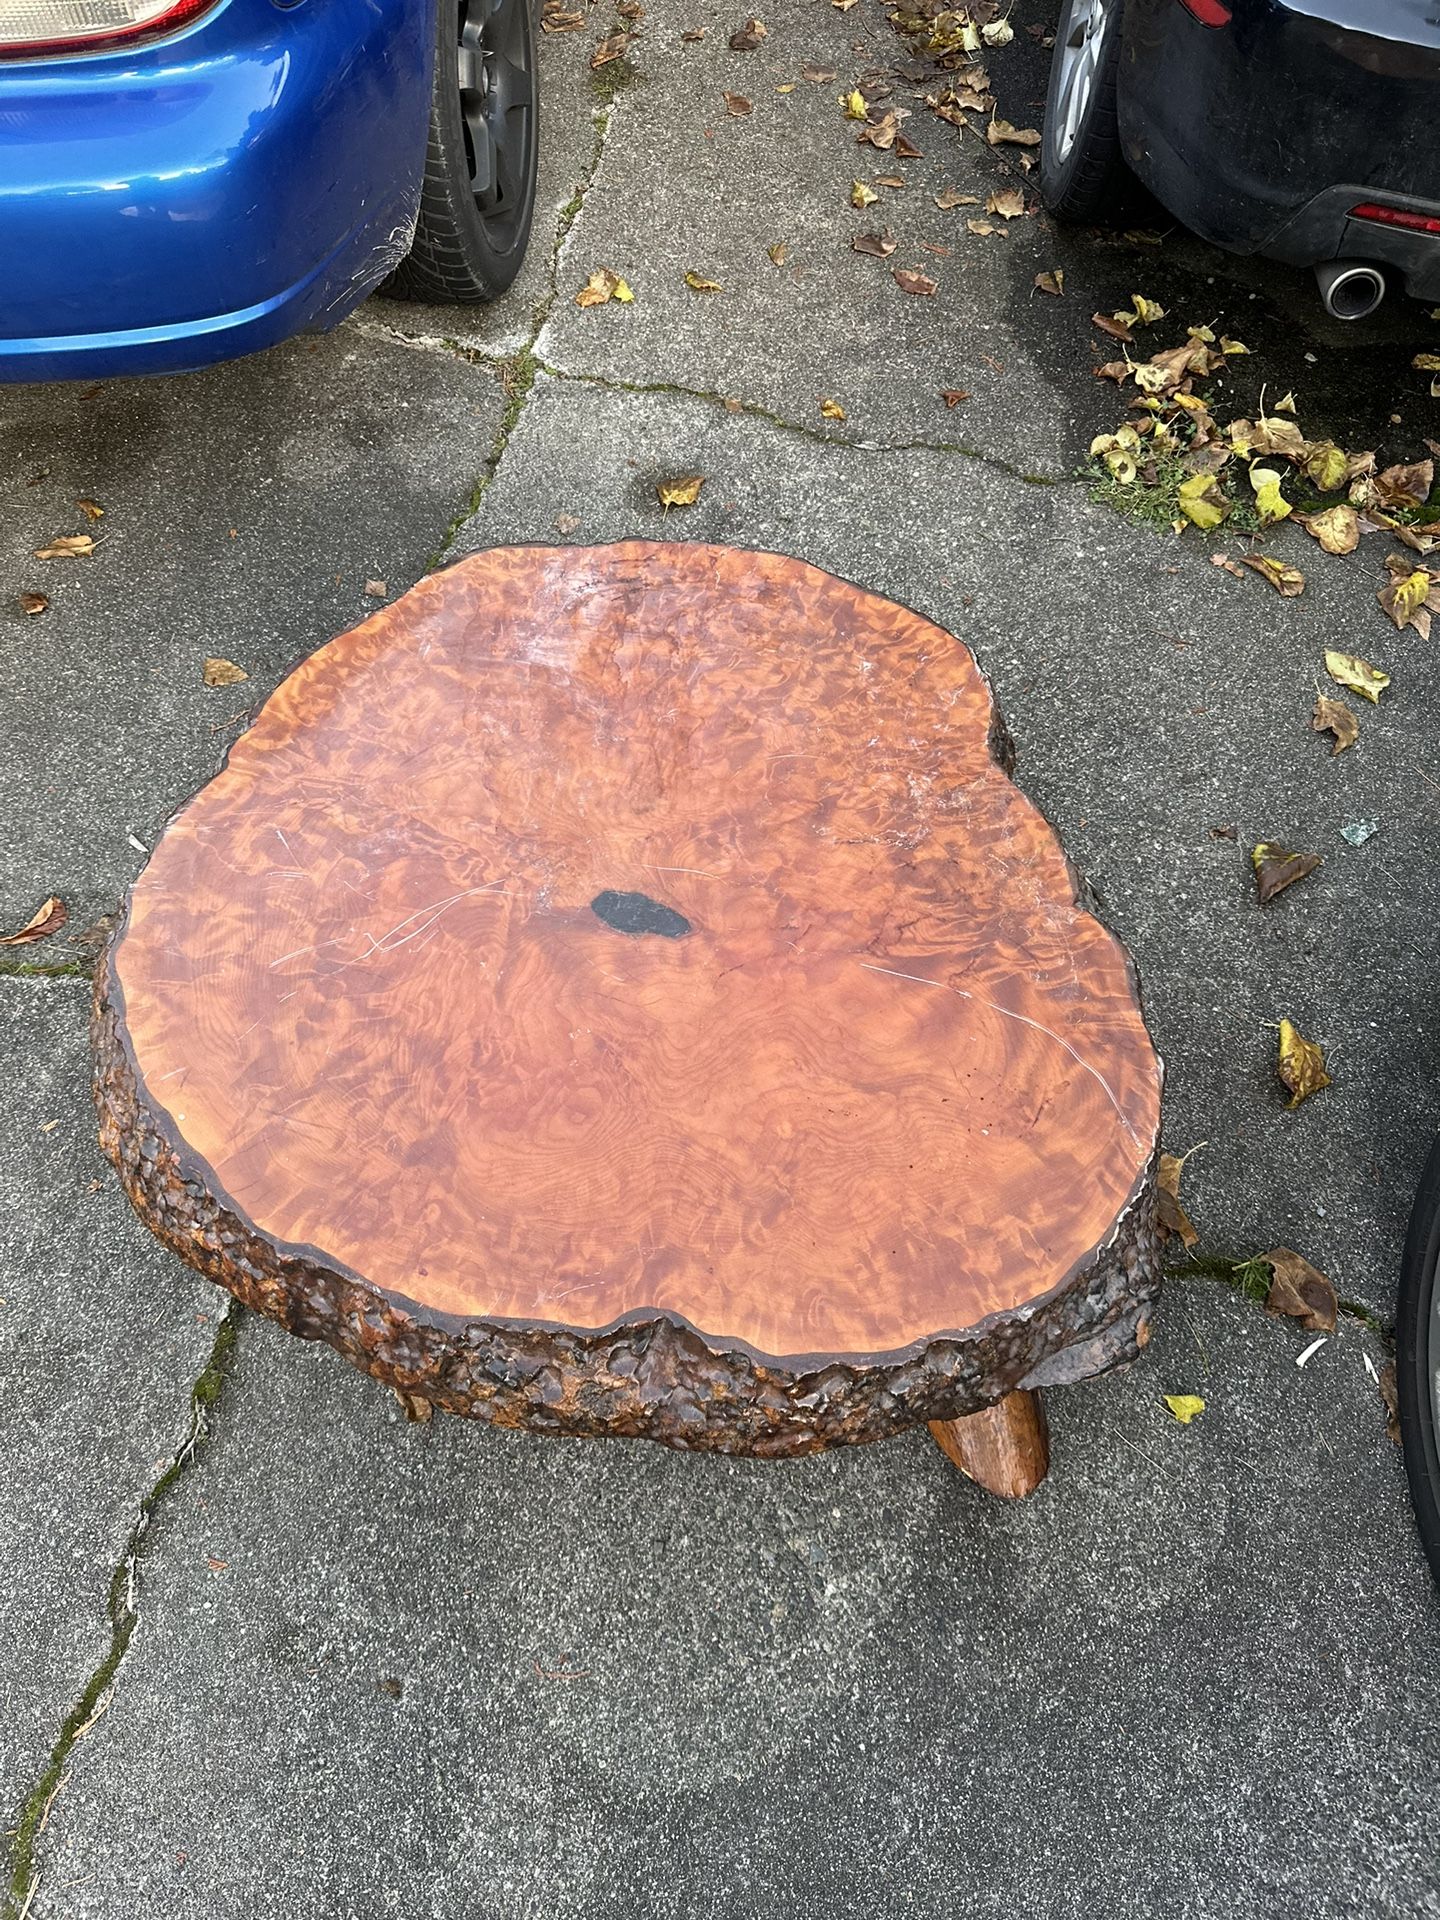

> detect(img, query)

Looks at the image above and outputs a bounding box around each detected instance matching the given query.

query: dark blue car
[0,0,538,382]
[1041,0,1440,320]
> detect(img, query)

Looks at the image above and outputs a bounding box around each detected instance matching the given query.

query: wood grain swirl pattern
[94,542,1163,1452]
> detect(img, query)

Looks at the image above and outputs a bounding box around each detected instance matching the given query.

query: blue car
[0,0,539,382]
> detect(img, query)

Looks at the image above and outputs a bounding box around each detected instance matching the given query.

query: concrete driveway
[3,4,1440,1916]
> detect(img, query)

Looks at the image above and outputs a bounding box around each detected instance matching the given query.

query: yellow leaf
[1303,442,1349,492]
[613,277,634,303]
[1115,292,1164,327]
[1164,1394,1206,1425]
[1220,337,1249,354]
[1241,553,1305,596]
[1248,463,1291,525]
[1277,1018,1330,1109]
[1177,471,1228,530]
[575,267,632,308]
[203,656,248,687]
[1378,562,1434,632]
[656,474,705,509]
[33,533,94,559]
[980,15,1011,42]
[843,88,868,119]
[1325,649,1389,703]
[1272,391,1297,414]
[75,496,105,521]
[820,397,846,420]
[684,270,721,292]
[1034,269,1064,296]
[850,179,878,207]
[1414,353,1440,372]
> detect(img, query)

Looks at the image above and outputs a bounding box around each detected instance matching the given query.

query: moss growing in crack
[1089,449,1262,537]
[5,1303,241,1919]
[0,957,93,980]
[589,57,643,104]
[428,348,539,568]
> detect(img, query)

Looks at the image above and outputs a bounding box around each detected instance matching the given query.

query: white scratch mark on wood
[858,960,1143,1150]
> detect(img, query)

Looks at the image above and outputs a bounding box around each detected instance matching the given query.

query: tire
[386,0,539,304]
[1039,0,1131,224]
[1398,1135,1440,1584]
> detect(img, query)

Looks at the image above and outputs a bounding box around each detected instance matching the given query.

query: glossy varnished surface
[107,543,1161,1367]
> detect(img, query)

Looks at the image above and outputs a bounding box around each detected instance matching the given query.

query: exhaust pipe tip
[1315,259,1387,322]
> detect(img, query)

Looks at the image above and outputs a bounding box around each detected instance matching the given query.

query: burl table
[94,543,1163,1498]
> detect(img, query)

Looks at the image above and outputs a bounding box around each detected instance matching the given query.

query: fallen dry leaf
[852,230,896,258]
[554,513,582,534]
[590,27,629,65]
[1262,1247,1337,1333]
[933,186,973,209]
[1325,648,1389,703]
[1164,1394,1205,1425]
[842,87,868,119]
[203,656,248,688]
[1296,503,1360,555]
[1251,843,1321,904]
[874,174,905,189]
[575,267,634,307]
[850,179,879,208]
[728,16,766,47]
[722,90,752,115]
[1240,553,1305,597]
[1156,1147,1201,1249]
[1311,695,1358,756]
[1378,552,1439,637]
[656,475,705,509]
[1375,459,1433,511]
[965,218,998,237]
[681,23,706,37]
[987,115,1040,146]
[940,388,970,408]
[1211,553,1246,580]
[893,269,937,296]
[0,896,68,947]
[19,591,48,616]
[986,188,1026,219]
[820,397,847,421]
[364,579,387,598]
[1034,269,1064,296]
[767,241,789,266]
[75,497,104,522]
[34,534,94,560]
[1277,1018,1330,1109]
[1379,1360,1401,1443]
[801,61,836,80]
[684,270,722,292]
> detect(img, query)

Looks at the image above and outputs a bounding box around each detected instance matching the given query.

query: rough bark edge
[92,963,1163,1456]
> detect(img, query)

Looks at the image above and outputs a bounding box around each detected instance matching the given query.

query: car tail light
[0,0,216,58]
[1177,0,1231,23]
[1351,201,1440,236]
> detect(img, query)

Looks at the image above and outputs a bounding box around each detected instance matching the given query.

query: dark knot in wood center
[590,890,692,939]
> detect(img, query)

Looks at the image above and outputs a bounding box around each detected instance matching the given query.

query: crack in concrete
[3,1302,243,1920]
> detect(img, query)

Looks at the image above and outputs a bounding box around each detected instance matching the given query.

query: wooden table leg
[928,1389,1049,1498]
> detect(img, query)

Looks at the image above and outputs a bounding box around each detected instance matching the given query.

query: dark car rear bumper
[1118,0,1440,297]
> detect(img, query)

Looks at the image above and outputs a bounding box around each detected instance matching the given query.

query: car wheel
[1399,1136,1440,1584]
[386,0,539,304]
[1039,0,1130,223]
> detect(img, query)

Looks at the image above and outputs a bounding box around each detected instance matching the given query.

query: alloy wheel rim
[456,0,535,251]
[1051,0,1110,166]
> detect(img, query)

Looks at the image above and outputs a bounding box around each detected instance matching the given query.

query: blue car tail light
[0,0,216,59]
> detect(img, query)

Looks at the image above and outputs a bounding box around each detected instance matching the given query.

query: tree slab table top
[94,542,1164,1480]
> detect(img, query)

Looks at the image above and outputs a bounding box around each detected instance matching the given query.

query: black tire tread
[1398,1135,1440,1584]
[1039,0,1135,225]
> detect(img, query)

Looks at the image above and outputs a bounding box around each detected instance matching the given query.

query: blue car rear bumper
[0,0,434,382]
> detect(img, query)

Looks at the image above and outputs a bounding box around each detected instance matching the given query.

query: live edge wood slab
[94,543,1164,1488]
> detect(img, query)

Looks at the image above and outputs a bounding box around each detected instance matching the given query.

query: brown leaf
[767,242,789,266]
[986,115,1040,146]
[893,269,937,296]
[1033,269,1064,296]
[1311,695,1358,756]
[364,579,387,599]
[575,267,634,307]
[1379,1360,1401,1443]
[986,188,1026,219]
[541,2,587,30]
[965,218,998,237]
[874,175,904,189]
[395,1390,434,1423]
[656,474,705,508]
[933,186,976,209]
[728,16,766,47]
[0,896,68,947]
[19,591,48,616]
[1239,554,1305,597]
[801,61,835,80]
[75,496,105,522]
[590,27,630,65]
[819,397,847,421]
[1374,459,1433,511]
[940,388,970,408]
[1262,1246,1337,1334]
[1210,553,1246,580]
[722,90,752,115]
[852,230,896,258]
[1156,1149,1200,1249]
[681,24,706,37]
[34,534,94,560]
[1276,1018,1330,1109]
[1296,503,1360,555]
[894,132,921,158]
[1091,311,1133,342]
[1251,843,1321,904]
[203,656,248,688]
